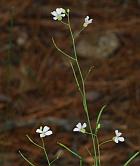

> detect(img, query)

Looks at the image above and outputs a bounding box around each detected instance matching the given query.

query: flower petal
[73,127,79,132]
[36,129,42,133]
[118,132,122,137]
[45,130,53,136]
[114,137,119,143]
[36,126,43,133]
[40,133,46,138]
[76,123,82,129]
[60,8,65,13]
[51,11,57,16]
[115,130,122,137]
[85,16,89,22]
[119,137,125,142]
[61,14,65,17]
[115,130,119,135]
[56,8,61,14]
[82,123,87,128]
[53,17,58,20]
[43,126,50,132]
[89,19,93,23]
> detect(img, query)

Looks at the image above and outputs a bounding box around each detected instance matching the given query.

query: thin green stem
[85,131,96,137]
[83,97,98,166]
[74,27,85,39]
[84,66,94,82]
[41,138,51,166]
[50,158,58,165]
[85,146,92,157]
[58,142,82,160]
[96,135,101,166]
[50,149,62,164]
[80,159,83,166]
[26,135,43,149]
[60,20,69,26]
[67,13,77,60]
[52,38,76,61]
[67,12,85,94]
[85,110,98,166]
[67,12,98,166]
[19,151,36,166]
[99,139,113,147]
[123,151,140,166]
[70,62,83,97]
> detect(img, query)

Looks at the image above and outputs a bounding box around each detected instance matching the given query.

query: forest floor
[0,0,140,166]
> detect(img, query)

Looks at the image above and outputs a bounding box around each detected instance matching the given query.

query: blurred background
[0,0,140,165]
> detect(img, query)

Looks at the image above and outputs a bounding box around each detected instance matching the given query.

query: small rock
[16,32,28,46]
[0,94,12,103]
[77,31,120,59]
[86,91,102,102]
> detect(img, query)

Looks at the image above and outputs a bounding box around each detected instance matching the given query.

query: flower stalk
[41,138,51,166]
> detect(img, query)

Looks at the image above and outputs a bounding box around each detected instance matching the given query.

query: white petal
[114,137,119,143]
[36,126,43,133]
[61,8,65,13]
[118,132,122,137]
[59,8,65,13]
[73,127,80,132]
[51,11,57,16]
[82,123,87,128]
[36,129,42,133]
[115,130,119,135]
[119,137,125,142]
[85,16,89,21]
[89,19,93,23]
[43,126,49,132]
[45,130,53,136]
[40,133,46,138]
[61,14,65,17]
[115,130,122,137]
[76,123,82,129]
[53,17,58,20]
[56,8,61,14]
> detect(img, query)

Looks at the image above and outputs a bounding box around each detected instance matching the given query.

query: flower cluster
[36,123,125,144]
[51,8,93,28]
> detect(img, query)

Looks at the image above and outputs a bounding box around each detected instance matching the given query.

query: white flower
[51,8,66,21]
[36,126,53,138]
[83,16,93,27]
[113,130,125,143]
[73,122,87,133]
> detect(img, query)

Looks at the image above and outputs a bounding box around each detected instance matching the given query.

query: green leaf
[96,105,106,127]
